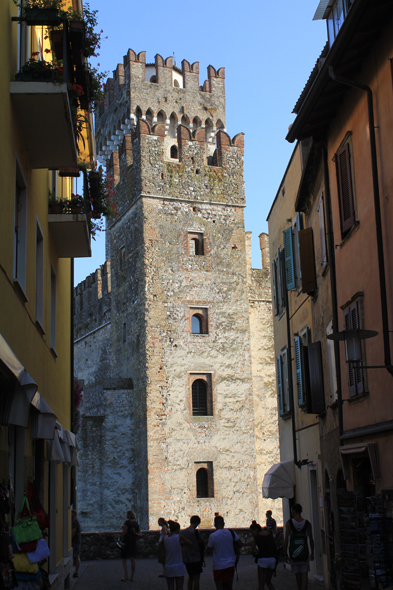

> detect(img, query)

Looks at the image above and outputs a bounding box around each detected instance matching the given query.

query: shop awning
[262,460,295,499]
[47,429,65,462]
[339,443,380,480]
[31,392,56,440]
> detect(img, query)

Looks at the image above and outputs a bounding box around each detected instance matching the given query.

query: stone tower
[74,49,280,531]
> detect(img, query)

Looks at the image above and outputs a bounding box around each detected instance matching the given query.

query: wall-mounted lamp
[326,328,392,369]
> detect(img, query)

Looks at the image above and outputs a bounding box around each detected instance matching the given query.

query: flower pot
[49,203,63,214]
[24,8,61,26]
[59,167,80,178]
[69,21,85,51]
[50,29,64,60]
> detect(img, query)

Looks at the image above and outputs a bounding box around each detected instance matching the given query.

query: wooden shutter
[307,341,325,414]
[294,336,305,405]
[272,260,278,315]
[299,228,317,293]
[276,356,284,415]
[296,212,303,279]
[283,227,295,290]
[336,143,355,235]
[318,194,328,269]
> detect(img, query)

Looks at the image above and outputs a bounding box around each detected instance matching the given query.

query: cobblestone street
[73,557,325,590]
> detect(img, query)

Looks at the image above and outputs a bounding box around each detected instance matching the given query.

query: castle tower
[74,50,278,530]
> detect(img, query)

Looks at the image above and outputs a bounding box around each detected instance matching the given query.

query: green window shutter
[283,227,295,290]
[294,336,305,405]
[276,355,284,415]
[272,260,278,315]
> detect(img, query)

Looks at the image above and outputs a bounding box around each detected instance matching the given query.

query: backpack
[289,519,309,561]
[229,530,240,580]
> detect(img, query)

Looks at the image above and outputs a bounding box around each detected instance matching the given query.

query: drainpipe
[328,68,393,377]
[322,142,344,437]
[281,253,299,467]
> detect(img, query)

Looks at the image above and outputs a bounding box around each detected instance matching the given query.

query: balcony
[48,213,91,258]
[10,81,78,169]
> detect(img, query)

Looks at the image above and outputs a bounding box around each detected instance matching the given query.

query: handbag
[12,553,39,574]
[19,540,38,553]
[27,483,50,530]
[13,498,41,545]
[26,538,50,564]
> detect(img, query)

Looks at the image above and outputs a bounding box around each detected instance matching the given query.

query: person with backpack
[207,515,243,590]
[283,504,314,590]
[182,515,204,590]
[250,520,278,590]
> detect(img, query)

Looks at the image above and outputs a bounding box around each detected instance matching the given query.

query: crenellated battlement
[96,49,226,165]
[74,261,112,341]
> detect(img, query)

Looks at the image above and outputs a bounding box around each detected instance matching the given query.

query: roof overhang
[287,0,393,143]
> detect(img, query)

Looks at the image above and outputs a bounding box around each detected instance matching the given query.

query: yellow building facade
[1,0,95,587]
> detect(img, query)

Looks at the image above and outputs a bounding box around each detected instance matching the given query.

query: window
[307,341,325,414]
[294,327,311,406]
[272,248,285,316]
[318,193,328,270]
[170,145,178,159]
[293,213,303,290]
[35,222,44,331]
[283,227,295,290]
[192,380,208,415]
[326,0,353,47]
[190,308,208,334]
[50,265,56,352]
[299,228,317,294]
[336,142,355,237]
[188,232,204,256]
[14,162,27,296]
[344,301,364,396]
[326,320,338,402]
[195,462,214,498]
[190,374,212,416]
[277,347,290,415]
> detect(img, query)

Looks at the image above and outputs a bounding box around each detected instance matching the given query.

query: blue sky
[74,0,327,286]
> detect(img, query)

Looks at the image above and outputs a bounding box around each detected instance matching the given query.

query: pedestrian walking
[120,510,142,582]
[182,515,204,590]
[207,514,243,590]
[250,520,277,590]
[283,504,314,590]
[158,517,169,578]
[265,511,277,536]
[72,509,81,579]
[162,520,192,590]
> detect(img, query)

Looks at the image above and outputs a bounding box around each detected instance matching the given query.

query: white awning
[47,429,65,462]
[262,460,295,499]
[339,443,380,481]
[0,334,38,427]
[31,392,56,440]
[313,0,334,20]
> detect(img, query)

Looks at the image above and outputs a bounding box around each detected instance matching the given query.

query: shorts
[291,563,310,574]
[185,561,203,576]
[73,544,81,558]
[258,557,276,569]
[213,566,235,583]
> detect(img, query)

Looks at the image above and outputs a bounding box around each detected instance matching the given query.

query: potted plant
[48,192,67,214]
[88,166,116,219]
[15,55,63,82]
[68,193,84,214]
[13,0,64,25]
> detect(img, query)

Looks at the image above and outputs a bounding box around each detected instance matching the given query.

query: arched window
[189,233,204,256]
[205,118,213,142]
[149,75,157,83]
[192,379,208,416]
[146,109,153,128]
[157,110,166,124]
[196,468,209,498]
[173,79,180,88]
[191,314,202,334]
[216,119,225,130]
[193,116,201,130]
[135,106,142,120]
[169,112,178,138]
[170,145,178,159]
[181,114,190,127]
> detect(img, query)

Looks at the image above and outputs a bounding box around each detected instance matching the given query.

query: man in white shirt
[207,515,243,590]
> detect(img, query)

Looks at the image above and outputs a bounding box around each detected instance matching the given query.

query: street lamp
[327,328,379,366]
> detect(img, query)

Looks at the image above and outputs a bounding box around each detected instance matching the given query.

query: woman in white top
[162,520,192,590]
